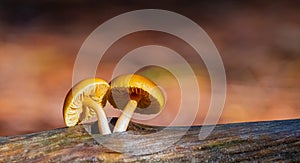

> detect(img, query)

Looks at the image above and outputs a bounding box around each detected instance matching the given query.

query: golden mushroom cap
[108,74,165,114]
[63,78,110,127]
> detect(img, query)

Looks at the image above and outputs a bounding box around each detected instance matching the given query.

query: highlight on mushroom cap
[108,74,165,115]
[63,78,110,127]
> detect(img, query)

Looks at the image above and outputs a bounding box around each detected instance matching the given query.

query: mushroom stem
[83,98,111,135]
[113,100,138,133]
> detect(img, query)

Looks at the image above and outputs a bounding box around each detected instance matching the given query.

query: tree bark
[1,118,300,162]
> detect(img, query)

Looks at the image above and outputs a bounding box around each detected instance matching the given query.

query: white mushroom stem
[113,100,138,133]
[83,98,111,135]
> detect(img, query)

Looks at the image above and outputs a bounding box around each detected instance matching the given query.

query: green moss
[202,139,247,150]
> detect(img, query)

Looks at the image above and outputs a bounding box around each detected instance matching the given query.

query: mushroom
[108,74,165,133]
[63,78,111,135]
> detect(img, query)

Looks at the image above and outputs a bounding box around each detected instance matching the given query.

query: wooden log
[0,118,300,162]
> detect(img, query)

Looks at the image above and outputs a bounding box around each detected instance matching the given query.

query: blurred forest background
[0,1,299,136]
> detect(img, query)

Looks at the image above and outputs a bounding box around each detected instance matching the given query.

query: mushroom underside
[109,87,162,114]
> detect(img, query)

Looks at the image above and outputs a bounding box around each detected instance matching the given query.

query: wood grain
[1,119,300,162]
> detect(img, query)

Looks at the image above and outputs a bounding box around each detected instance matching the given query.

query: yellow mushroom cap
[108,74,165,114]
[63,78,110,127]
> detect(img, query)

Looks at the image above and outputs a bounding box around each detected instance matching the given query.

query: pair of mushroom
[63,74,165,135]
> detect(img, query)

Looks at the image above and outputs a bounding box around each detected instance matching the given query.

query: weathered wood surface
[1,118,300,162]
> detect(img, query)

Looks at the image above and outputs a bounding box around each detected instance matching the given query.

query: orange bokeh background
[0,1,299,136]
